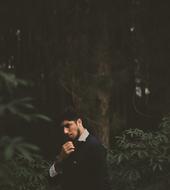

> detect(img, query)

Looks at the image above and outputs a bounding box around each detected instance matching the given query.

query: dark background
[0,0,170,159]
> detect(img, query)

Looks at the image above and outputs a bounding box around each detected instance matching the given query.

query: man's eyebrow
[61,123,69,128]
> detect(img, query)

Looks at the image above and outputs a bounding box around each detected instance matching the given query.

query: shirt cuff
[49,156,63,177]
[49,164,58,177]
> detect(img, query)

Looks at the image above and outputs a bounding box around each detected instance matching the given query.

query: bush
[0,71,51,189]
[108,117,170,190]
[0,136,50,190]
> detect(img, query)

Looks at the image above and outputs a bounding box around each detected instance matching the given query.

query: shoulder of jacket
[86,135,105,150]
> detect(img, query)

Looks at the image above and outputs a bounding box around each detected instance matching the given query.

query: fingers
[66,148,75,154]
[59,141,75,160]
[63,142,75,153]
[64,141,75,150]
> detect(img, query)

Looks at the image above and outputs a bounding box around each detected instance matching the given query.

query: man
[49,107,111,190]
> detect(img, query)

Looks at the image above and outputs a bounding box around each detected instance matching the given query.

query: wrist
[56,155,63,162]
[54,156,63,174]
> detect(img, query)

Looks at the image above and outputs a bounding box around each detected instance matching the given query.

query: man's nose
[64,127,69,134]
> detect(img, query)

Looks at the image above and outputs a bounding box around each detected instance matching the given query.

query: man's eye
[64,124,71,128]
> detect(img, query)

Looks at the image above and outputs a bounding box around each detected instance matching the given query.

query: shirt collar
[78,129,89,142]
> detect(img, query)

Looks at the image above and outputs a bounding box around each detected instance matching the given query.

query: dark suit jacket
[57,134,111,190]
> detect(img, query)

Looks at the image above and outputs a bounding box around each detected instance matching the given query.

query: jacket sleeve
[49,156,63,177]
[48,158,63,187]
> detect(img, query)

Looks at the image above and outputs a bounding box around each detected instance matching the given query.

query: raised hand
[59,141,75,160]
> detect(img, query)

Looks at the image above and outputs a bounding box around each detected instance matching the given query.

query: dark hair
[59,106,82,123]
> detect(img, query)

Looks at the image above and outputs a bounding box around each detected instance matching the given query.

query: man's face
[61,120,79,140]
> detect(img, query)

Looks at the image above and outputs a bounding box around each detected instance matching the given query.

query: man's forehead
[62,120,70,125]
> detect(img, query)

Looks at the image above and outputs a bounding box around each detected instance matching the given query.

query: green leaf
[16,146,34,161]
[20,143,40,151]
[4,144,14,160]
[32,114,52,122]
[15,112,33,122]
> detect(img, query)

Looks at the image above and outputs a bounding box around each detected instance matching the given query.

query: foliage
[0,71,52,122]
[0,71,51,189]
[108,116,170,190]
[0,136,50,190]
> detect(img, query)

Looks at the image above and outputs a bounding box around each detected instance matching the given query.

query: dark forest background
[1,0,170,160]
